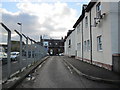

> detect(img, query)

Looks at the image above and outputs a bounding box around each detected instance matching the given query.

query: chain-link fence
[0,23,47,83]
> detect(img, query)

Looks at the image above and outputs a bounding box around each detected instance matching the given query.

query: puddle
[26,74,36,81]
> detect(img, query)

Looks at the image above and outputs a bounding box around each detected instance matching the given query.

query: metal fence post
[0,23,11,79]
[14,30,22,71]
[7,31,11,78]
[22,34,28,67]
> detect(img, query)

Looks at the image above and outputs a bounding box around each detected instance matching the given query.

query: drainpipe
[90,10,92,64]
[82,20,84,61]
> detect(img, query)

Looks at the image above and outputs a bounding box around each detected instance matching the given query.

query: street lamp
[17,22,22,33]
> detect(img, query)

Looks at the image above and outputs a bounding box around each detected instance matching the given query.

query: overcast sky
[0,0,90,43]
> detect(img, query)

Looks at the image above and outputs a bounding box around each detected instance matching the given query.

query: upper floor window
[96,2,101,18]
[85,16,88,28]
[68,39,71,48]
[97,35,102,51]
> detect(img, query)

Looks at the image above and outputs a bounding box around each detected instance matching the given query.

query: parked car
[59,53,64,56]
[11,52,19,61]
[0,52,7,65]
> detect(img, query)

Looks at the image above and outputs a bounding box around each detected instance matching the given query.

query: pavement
[61,56,120,84]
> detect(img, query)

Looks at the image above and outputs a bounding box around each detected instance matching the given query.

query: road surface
[16,56,119,88]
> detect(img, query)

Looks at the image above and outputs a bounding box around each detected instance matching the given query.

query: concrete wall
[112,1,120,74]
[110,2,119,54]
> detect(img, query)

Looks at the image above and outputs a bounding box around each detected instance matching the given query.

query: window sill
[97,50,103,52]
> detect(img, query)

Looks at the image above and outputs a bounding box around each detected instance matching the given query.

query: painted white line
[63,60,73,74]
[12,61,18,64]
[10,70,20,78]
[7,77,20,82]
[21,67,26,72]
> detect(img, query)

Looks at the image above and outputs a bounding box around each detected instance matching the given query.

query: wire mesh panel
[1,23,47,83]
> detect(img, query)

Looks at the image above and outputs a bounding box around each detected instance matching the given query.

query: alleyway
[16,56,119,88]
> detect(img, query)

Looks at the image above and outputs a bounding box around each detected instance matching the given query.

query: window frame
[96,2,101,18]
[97,35,103,51]
[84,41,87,51]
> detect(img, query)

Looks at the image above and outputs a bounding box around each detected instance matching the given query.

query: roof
[73,4,87,28]
[73,1,97,28]
[64,29,75,42]
[85,1,96,12]
[42,39,64,42]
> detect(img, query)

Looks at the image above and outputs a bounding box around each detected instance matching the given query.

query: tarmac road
[16,56,119,88]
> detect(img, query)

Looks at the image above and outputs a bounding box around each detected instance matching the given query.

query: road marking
[62,59,73,74]
[38,65,42,68]
[21,67,26,72]
[10,70,20,78]
[12,61,18,64]
[7,77,20,82]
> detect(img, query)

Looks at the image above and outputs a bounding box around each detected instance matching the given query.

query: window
[84,41,87,51]
[96,2,101,18]
[43,42,48,46]
[87,40,90,51]
[85,16,88,28]
[77,43,81,51]
[97,36,102,51]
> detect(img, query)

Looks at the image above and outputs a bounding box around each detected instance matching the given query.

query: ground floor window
[87,40,90,51]
[97,35,102,51]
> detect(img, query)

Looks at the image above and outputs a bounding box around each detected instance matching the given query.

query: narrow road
[16,56,119,88]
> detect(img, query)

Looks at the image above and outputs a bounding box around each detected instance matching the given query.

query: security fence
[0,23,47,82]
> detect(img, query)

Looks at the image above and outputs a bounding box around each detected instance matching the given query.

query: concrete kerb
[2,56,50,89]
[62,59,120,85]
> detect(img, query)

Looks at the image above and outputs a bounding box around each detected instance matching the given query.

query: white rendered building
[64,0,120,73]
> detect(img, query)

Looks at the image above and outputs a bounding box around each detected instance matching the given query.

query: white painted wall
[76,22,83,58]
[70,30,76,56]
[83,12,91,60]
[64,1,120,66]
